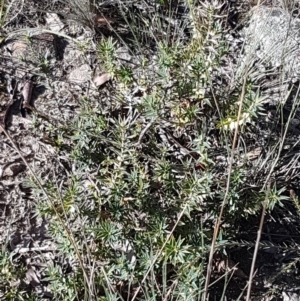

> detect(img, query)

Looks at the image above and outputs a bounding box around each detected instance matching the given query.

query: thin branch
[131,203,188,301]
[202,72,248,301]
[246,184,270,301]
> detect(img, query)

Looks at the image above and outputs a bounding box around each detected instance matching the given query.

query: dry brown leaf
[93,73,111,87]
[213,253,248,279]
[3,163,26,177]
[0,79,17,133]
[26,265,40,287]
[22,79,33,108]
[244,147,262,160]
[94,15,116,26]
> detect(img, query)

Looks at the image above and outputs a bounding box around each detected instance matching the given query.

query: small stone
[116,46,132,62]
[68,64,91,83]
[12,41,27,58]
[45,13,64,32]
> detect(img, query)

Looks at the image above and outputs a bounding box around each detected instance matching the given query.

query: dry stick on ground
[0,124,93,299]
[135,119,155,146]
[202,73,248,301]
